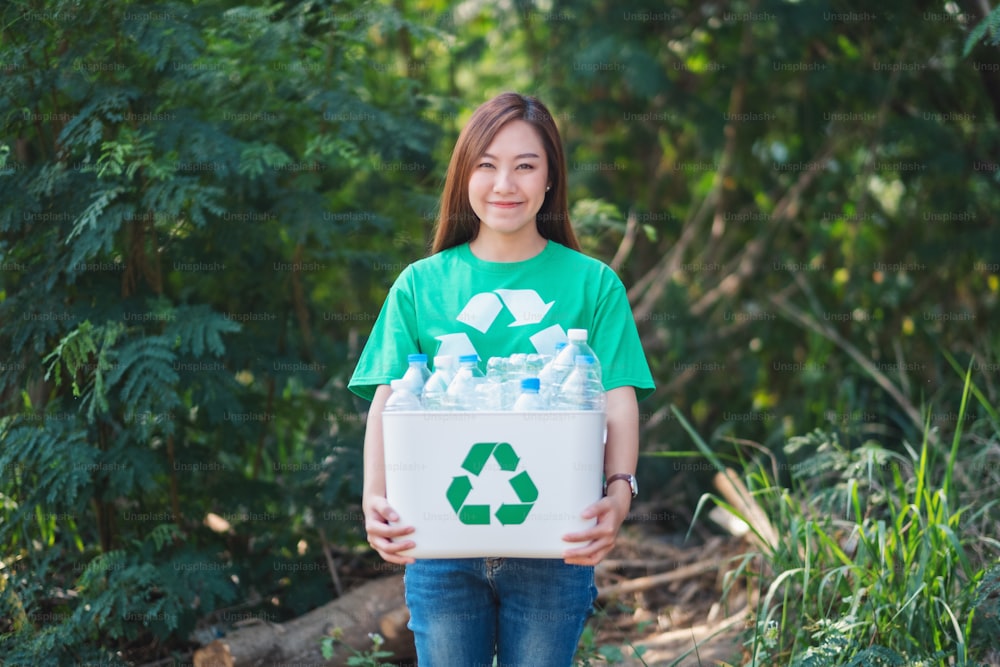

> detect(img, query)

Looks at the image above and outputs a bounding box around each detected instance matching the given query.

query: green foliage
[1,0,446,659]
[681,374,1000,665]
[964,5,1000,56]
[575,604,650,666]
[321,631,395,667]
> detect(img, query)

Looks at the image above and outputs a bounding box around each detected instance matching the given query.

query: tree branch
[767,292,930,440]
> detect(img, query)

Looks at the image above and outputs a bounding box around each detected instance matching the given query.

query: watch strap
[604,473,637,498]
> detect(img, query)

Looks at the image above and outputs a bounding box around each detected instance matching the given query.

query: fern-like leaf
[43,320,98,396]
[165,304,241,357]
[0,418,97,544]
[67,186,127,244]
[964,5,1000,56]
[104,334,180,415]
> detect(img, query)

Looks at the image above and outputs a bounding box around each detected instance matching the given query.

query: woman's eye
[478,162,494,169]
[516,164,534,170]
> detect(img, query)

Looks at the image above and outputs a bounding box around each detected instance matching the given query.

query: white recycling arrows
[493,289,554,327]
[456,292,505,333]
[444,289,565,358]
[435,332,478,358]
[528,325,566,357]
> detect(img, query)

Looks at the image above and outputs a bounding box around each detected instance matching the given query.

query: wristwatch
[604,473,638,498]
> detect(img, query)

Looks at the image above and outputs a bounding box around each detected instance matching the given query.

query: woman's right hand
[363,494,416,565]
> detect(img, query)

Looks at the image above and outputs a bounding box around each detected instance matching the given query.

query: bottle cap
[575,355,596,364]
[459,354,480,363]
[433,354,455,367]
[408,353,428,363]
[520,377,540,391]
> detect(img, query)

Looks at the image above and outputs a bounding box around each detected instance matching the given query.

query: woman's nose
[492,169,515,193]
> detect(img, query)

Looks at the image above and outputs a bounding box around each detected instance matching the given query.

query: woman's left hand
[560,487,631,566]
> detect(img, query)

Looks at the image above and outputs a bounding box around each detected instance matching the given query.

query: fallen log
[192,575,412,667]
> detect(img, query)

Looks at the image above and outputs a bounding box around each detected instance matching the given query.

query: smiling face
[467,120,551,250]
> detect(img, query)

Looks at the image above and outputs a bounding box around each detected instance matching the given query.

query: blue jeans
[404,557,597,666]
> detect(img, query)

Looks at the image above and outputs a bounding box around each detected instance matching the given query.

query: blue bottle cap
[408,353,428,363]
[575,355,596,364]
[520,377,541,391]
[459,354,480,363]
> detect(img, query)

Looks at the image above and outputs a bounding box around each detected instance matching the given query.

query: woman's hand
[363,494,416,565]
[361,384,416,565]
[560,485,631,566]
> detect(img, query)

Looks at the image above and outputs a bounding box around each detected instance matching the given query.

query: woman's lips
[489,201,522,208]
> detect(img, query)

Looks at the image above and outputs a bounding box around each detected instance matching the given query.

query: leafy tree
[446,0,999,457]
[1,0,446,660]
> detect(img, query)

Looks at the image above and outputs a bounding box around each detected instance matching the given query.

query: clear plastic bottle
[384,378,423,411]
[556,355,605,411]
[503,353,529,409]
[524,353,546,379]
[539,341,569,406]
[400,353,432,394]
[421,355,457,410]
[513,377,546,411]
[553,329,601,380]
[483,356,507,410]
[446,354,486,410]
[433,354,459,384]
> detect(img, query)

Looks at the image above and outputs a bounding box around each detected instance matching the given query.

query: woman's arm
[361,384,416,564]
[562,385,639,565]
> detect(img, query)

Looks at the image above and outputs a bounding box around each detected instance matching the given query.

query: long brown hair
[431,92,581,253]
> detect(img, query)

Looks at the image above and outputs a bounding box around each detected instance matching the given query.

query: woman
[348,92,655,666]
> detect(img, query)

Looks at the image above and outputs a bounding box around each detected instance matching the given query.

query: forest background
[1,0,999,664]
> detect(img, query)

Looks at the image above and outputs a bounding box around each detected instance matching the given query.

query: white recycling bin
[382,410,607,558]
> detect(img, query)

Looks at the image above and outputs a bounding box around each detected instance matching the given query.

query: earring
[546,185,551,191]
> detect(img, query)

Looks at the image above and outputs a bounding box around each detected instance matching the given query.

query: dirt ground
[590,525,751,667]
[173,507,754,667]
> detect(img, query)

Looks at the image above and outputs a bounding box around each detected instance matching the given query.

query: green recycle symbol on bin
[446,442,538,525]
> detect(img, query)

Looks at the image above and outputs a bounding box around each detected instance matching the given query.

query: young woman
[348,92,655,666]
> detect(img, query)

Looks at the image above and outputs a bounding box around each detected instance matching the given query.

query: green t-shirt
[348,241,655,402]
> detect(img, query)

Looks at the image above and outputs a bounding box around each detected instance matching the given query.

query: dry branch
[641,604,749,648]
[687,140,836,318]
[767,293,930,440]
[597,558,720,601]
[712,468,779,552]
[609,208,639,273]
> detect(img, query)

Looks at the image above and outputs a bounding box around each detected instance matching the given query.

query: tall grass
[675,369,1000,666]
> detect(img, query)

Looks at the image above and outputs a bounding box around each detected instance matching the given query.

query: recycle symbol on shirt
[436,289,566,360]
[446,442,538,525]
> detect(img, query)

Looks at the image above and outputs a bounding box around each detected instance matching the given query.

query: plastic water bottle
[446,354,486,410]
[433,354,459,384]
[421,355,457,410]
[400,353,432,394]
[557,355,605,411]
[513,377,546,411]
[524,353,545,379]
[554,329,601,380]
[483,356,507,409]
[538,341,569,406]
[384,379,422,411]
[497,353,525,409]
